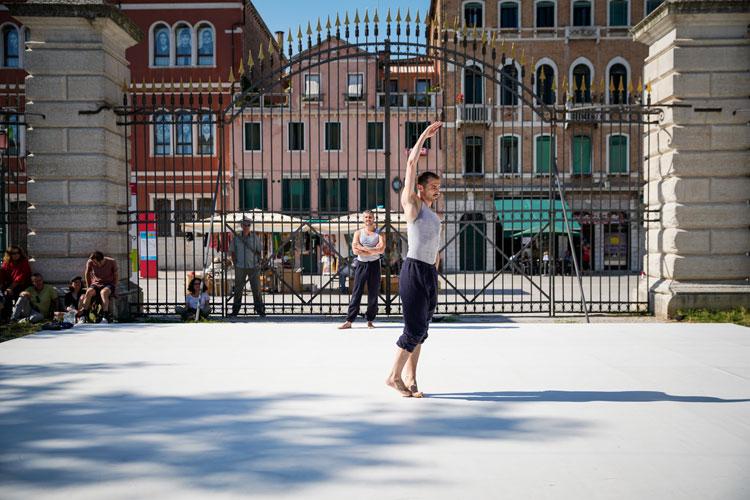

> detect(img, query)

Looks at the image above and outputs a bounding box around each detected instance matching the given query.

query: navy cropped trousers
[397,257,438,352]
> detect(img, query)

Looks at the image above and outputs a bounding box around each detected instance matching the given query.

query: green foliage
[675,307,749,327]
[0,322,42,343]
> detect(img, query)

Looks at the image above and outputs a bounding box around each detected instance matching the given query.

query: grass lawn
[675,307,749,327]
[0,322,42,343]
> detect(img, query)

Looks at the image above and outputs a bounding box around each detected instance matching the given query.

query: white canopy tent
[181,209,309,235]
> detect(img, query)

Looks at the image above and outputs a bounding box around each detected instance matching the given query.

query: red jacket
[1,258,32,289]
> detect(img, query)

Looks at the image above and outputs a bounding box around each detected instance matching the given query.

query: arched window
[572,64,591,103]
[536,1,556,28]
[198,113,214,155]
[2,25,19,68]
[500,64,518,106]
[175,112,193,154]
[609,0,629,26]
[608,63,628,104]
[572,0,592,26]
[464,2,484,28]
[464,65,483,104]
[152,24,170,66]
[536,64,555,105]
[154,112,172,155]
[465,135,483,175]
[174,24,192,66]
[196,24,214,66]
[499,1,519,28]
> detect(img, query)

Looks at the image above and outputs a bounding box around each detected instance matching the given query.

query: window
[413,78,431,106]
[499,1,520,28]
[154,113,172,155]
[282,178,310,213]
[196,24,214,65]
[367,122,384,150]
[608,135,628,174]
[609,0,629,26]
[319,178,349,214]
[152,25,170,66]
[464,136,483,175]
[197,198,213,219]
[239,179,268,210]
[500,64,518,106]
[244,122,261,151]
[464,2,483,27]
[175,24,192,66]
[198,113,214,155]
[572,135,592,175]
[1,112,20,155]
[499,136,519,173]
[572,1,592,26]
[359,178,386,211]
[288,122,304,151]
[535,135,555,174]
[464,65,483,104]
[2,25,19,68]
[646,0,663,15]
[154,199,172,237]
[304,74,321,100]
[536,1,555,28]
[608,63,628,104]
[536,64,556,105]
[175,112,193,155]
[325,122,341,151]
[572,64,592,103]
[175,199,193,236]
[405,122,432,149]
[346,73,364,100]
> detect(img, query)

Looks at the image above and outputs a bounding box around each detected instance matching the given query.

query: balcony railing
[565,102,601,125]
[565,26,601,41]
[376,92,437,109]
[456,104,492,126]
[234,92,290,110]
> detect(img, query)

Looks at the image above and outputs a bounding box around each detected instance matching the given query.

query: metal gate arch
[119,11,651,317]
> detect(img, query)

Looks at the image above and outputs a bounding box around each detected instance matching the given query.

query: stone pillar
[633,0,750,318]
[9,1,141,283]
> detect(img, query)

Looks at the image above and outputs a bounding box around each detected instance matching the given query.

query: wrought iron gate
[118,12,655,317]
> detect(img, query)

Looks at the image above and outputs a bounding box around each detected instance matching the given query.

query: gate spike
[461,23,467,38]
[600,77,605,92]
[258,43,265,62]
[306,21,312,36]
[453,16,459,31]
[140,75,146,92]
[372,10,378,24]
[396,8,401,23]
[510,42,515,59]
[405,9,411,24]
[472,24,478,39]
[344,11,350,26]
[519,48,525,66]
[237,57,245,76]
[325,16,331,30]
[268,37,275,55]
[646,81,651,94]
[354,9,360,24]
[364,10,369,24]
[481,30,487,44]
[415,10,420,24]
[386,8,392,23]
[188,76,193,91]
[539,66,546,82]
[637,78,643,93]
[297,25,303,40]
[627,79,633,93]
[551,76,557,92]
[335,13,341,27]
[247,50,254,71]
[618,78,625,92]
[287,29,293,42]
[609,76,615,92]
[316,18,322,34]
[580,78,587,92]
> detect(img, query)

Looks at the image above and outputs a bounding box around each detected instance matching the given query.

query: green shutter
[239,179,266,210]
[536,136,554,173]
[609,0,628,26]
[572,135,592,175]
[609,135,628,174]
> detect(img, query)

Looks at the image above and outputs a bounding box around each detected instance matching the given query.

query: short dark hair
[90,251,104,261]
[187,277,207,294]
[31,272,43,279]
[417,171,440,186]
[70,276,83,284]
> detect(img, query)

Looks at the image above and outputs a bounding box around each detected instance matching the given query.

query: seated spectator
[64,276,86,313]
[79,250,118,323]
[0,245,32,322]
[176,277,210,321]
[11,272,58,323]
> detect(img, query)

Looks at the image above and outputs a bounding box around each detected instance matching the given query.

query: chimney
[275,31,283,48]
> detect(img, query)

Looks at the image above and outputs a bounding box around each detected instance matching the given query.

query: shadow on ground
[427,391,750,403]
[0,362,588,494]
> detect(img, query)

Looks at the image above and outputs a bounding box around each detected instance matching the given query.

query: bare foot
[404,379,423,398]
[338,321,352,330]
[385,377,413,397]
[367,321,374,329]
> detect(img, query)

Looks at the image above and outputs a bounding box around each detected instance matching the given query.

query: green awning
[495,199,581,237]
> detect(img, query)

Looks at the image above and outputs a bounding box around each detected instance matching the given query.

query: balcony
[456,104,492,127]
[565,26,601,42]
[376,92,437,109]
[565,102,602,126]
[234,92,290,110]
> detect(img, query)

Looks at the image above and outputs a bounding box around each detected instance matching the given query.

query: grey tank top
[357,229,380,262]
[407,203,441,264]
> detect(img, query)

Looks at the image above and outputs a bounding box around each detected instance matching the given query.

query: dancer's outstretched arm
[401,122,442,222]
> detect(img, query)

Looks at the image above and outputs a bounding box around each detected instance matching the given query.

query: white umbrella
[313,208,408,235]
[181,209,309,234]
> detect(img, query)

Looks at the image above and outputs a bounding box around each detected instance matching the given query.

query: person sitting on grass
[0,245,32,322]
[79,250,118,324]
[11,272,58,324]
[176,277,210,321]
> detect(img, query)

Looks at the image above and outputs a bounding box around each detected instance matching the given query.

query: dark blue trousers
[397,257,438,352]
[346,260,380,322]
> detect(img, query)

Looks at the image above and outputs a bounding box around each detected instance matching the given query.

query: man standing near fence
[339,209,385,330]
[229,218,265,317]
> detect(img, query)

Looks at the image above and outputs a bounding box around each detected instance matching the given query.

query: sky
[253,0,433,38]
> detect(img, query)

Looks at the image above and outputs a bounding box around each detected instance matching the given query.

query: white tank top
[406,203,441,264]
[357,228,380,262]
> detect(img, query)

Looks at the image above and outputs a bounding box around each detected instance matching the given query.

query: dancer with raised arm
[386,121,443,398]
[339,209,386,330]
